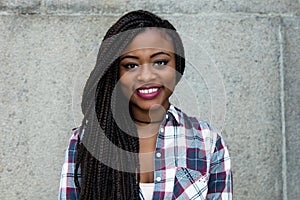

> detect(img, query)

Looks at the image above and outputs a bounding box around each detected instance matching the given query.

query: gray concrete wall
[0,0,299,199]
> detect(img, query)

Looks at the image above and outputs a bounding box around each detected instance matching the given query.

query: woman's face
[119,28,176,114]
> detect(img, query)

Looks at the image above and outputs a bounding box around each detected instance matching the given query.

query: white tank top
[140,182,154,200]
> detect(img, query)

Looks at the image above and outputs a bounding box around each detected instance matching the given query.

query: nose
[136,64,157,83]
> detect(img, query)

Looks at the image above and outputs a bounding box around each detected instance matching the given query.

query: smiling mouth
[136,86,161,99]
[138,88,159,94]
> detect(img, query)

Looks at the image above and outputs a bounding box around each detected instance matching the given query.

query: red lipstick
[136,86,161,99]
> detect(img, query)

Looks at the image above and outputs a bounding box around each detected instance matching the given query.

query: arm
[207,135,232,200]
[58,129,80,200]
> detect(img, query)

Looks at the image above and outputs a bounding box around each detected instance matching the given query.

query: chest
[140,126,213,199]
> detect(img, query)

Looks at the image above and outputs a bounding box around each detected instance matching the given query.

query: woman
[59,10,232,200]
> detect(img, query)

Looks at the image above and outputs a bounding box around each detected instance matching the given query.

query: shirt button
[166,114,169,119]
[160,128,164,133]
[156,177,161,182]
[156,152,161,158]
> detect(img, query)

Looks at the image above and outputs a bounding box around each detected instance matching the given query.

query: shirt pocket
[172,167,208,200]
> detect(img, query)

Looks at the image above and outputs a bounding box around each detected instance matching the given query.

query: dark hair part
[74,10,185,199]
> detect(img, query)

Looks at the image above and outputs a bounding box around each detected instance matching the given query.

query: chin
[140,101,170,112]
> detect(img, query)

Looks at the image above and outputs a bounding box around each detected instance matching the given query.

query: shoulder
[173,106,222,137]
[170,105,226,152]
[68,127,81,150]
[59,128,81,199]
[60,127,82,176]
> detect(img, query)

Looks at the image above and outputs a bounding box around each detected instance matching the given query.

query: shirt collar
[167,104,181,125]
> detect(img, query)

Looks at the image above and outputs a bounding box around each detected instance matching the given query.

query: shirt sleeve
[207,133,233,200]
[58,129,80,200]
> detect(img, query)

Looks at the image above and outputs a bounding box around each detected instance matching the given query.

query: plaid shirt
[59,105,232,199]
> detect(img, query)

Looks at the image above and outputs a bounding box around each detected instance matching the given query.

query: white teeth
[138,88,158,94]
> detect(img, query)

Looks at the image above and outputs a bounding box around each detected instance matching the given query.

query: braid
[74,10,185,199]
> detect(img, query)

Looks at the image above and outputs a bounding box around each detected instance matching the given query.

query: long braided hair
[74,10,185,199]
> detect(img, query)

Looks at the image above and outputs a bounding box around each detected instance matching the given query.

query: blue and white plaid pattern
[59,105,232,199]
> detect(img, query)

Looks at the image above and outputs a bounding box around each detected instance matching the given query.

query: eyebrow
[120,51,171,61]
[119,55,139,61]
[150,51,171,58]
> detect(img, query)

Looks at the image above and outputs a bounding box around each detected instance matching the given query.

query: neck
[130,103,169,125]
[133,118,162,124]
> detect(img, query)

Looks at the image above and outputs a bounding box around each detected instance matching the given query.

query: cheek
[119,75,134,99]
[163,70,177,92]
[120,81,130,97]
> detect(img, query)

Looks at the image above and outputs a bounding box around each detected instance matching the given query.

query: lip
[135,86,162,99]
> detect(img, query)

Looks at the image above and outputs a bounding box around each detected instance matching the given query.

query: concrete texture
[174,15,284,199]
[283,17,300,200]
[0,0,299,199]
[1,0,300,15]
[0,15,114,199]
[45,0,300,15]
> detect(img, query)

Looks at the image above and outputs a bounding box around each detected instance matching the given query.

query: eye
[153,60,168,67]
[123,63,139,69]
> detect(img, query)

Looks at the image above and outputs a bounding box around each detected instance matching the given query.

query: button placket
[156,176,161,182]
[160,127,164,133]
[156,152,161,158]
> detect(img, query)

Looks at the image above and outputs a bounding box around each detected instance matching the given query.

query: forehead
[123,28,174,54]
